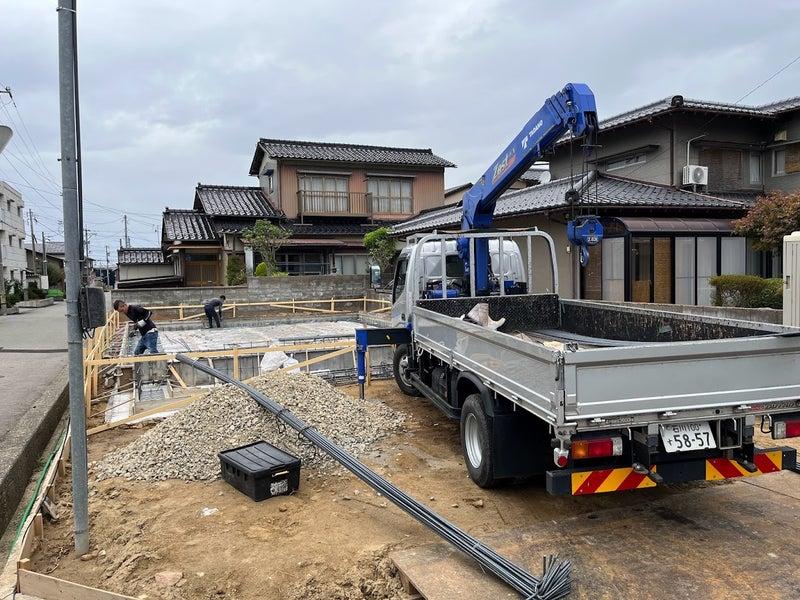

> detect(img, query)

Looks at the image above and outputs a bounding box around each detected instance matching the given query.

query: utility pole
[84,227,90,280]
[105,244,110,286]
[123,214,129,247]
[28,209,37,276]
[57,0,89,555]
[42,233,48,277]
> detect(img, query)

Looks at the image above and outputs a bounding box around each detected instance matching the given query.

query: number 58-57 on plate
[660,422,716,453]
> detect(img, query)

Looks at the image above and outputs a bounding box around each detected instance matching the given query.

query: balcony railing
[296,191,413,221]
[297,191,370,219]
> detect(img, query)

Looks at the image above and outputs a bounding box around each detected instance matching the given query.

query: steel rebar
[175,353,571,599]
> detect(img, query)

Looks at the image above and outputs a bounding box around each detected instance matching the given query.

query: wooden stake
[233,346,240,380]
[168,365,188,388]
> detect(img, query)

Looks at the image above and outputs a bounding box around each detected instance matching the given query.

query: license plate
[660,421,716,453]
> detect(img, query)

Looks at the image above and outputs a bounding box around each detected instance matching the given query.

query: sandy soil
[30,380,800,599]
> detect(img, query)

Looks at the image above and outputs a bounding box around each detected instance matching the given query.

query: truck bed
[412,295,800,431]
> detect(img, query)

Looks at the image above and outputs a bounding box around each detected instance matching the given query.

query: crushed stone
[93,371,405,482]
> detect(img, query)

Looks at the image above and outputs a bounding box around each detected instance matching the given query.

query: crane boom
[459,83,598,295]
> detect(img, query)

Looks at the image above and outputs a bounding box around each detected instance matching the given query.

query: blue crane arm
[459,83,597,295]
[461,83,597,230]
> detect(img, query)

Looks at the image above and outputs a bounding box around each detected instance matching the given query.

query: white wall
[0,181,27,282]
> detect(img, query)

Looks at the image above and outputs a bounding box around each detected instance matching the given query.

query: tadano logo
[521,120,544,150]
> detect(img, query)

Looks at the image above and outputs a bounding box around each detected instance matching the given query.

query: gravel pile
[94,372,405,481]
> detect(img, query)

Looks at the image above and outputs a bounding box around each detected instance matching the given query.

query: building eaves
[249,138,455,174]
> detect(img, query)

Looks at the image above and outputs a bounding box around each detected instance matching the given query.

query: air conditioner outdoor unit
[682,165,708,186]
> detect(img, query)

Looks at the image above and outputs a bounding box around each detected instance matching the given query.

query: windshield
[392,256,409,303]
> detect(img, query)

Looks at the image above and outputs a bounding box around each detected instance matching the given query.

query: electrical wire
[176,353,572,600]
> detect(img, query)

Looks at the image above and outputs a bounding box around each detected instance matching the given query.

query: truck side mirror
[370,265,381,288]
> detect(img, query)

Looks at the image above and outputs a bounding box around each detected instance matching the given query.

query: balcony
[297,191,413,221]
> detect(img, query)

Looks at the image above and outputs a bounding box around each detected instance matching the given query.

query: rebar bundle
[175,353,572,599]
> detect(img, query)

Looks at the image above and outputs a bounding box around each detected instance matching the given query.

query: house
[393,171,759,306]
[248,138,454,275]
[0,181,27,284]
[116,248,176,289]
[548,94,800,197]
[393,94,800,306]
[24,243,66,283]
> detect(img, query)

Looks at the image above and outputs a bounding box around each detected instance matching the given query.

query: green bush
[3,280,23,307]
[709,274,783,309]
[47,288,65,299]
[27,281,47,299]
[254,262,268,277]
[226,255,246,285]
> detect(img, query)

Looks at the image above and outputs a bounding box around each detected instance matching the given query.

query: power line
[0,87,62,186]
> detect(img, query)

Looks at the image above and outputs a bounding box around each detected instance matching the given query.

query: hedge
[709,274,782,309]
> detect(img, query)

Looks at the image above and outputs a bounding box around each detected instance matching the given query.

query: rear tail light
[571,437,623,460]
[773,418,800,439]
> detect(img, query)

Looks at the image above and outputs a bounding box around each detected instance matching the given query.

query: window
[630,237,653,303]
[749,153,761,184]
[392,256,408,303]
[276,251,328,275]
[334,254,369,275]
[774,148,786,176]
[721,237,746,274]
[367,177,413,214]
[674,237,696,305]
[6,199,11,211]
[298,174,349,213]
[8,235,13,247]
[697,237,717,306]
[773,142,800,176]
[606,153,646,171]
[18,238,22,249]
[601,237,624,301]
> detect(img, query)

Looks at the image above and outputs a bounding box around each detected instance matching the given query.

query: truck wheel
[393,345,421,396]
[460,394,500,488]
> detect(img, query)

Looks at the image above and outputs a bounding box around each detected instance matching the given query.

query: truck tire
[460,394,501,488]
[393,345,421,396]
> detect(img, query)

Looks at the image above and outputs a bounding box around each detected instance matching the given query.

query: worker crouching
[113,299,160,355]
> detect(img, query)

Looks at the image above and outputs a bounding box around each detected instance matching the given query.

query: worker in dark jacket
[204,295,226,328]
[113,300,159,355]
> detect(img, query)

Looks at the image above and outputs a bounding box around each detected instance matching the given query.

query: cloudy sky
[2,0,799,261]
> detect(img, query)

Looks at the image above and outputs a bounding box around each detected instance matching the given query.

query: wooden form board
[18,569,137,600]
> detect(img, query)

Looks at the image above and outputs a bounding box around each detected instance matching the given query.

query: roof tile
[162,210,219,242]
[117,248,166,265]
[195,184,282,218]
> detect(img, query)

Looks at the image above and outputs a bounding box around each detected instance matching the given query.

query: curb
[0,368,69,537]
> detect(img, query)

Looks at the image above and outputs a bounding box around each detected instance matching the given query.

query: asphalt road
[0,303,68,442]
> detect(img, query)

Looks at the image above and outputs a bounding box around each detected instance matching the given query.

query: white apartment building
[0,181,27,283]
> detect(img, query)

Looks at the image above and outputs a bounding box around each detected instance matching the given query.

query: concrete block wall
[114,275,372,315]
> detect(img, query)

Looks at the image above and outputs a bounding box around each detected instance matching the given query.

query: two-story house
[116,139,453,288]
[248,139,454,276]
[394,94,800,306]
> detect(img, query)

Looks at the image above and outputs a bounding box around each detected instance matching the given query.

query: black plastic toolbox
[218,441,301,501]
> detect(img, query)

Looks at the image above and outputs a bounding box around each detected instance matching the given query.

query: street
[0,303,68,442]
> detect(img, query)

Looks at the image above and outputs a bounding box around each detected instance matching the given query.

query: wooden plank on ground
[18,569,137,600]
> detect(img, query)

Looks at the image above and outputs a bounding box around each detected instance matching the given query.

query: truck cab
[391,238,527,327]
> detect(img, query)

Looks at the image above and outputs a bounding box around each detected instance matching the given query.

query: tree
[47,262,65,288]
[241,220,290,276]
[734,190,800,251]
[363,227,396,279]
[226,255,246,285]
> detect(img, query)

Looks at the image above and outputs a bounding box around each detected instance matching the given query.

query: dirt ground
[31,380,800,599]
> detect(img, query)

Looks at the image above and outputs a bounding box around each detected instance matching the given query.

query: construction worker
[113,299,159,355]
[204,295,226,328]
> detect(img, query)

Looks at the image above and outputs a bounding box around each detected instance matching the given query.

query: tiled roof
[249,138,454,174]
[162,209,218,242]
[392,172,748,235]
[554,94,800,146]
[117,248,166,265]
[285,221,387,237]
[195,184,282,218]
[518,168,550,184]
[445,183,472,196]
[212,218,256,235]
[24,241,65,254]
